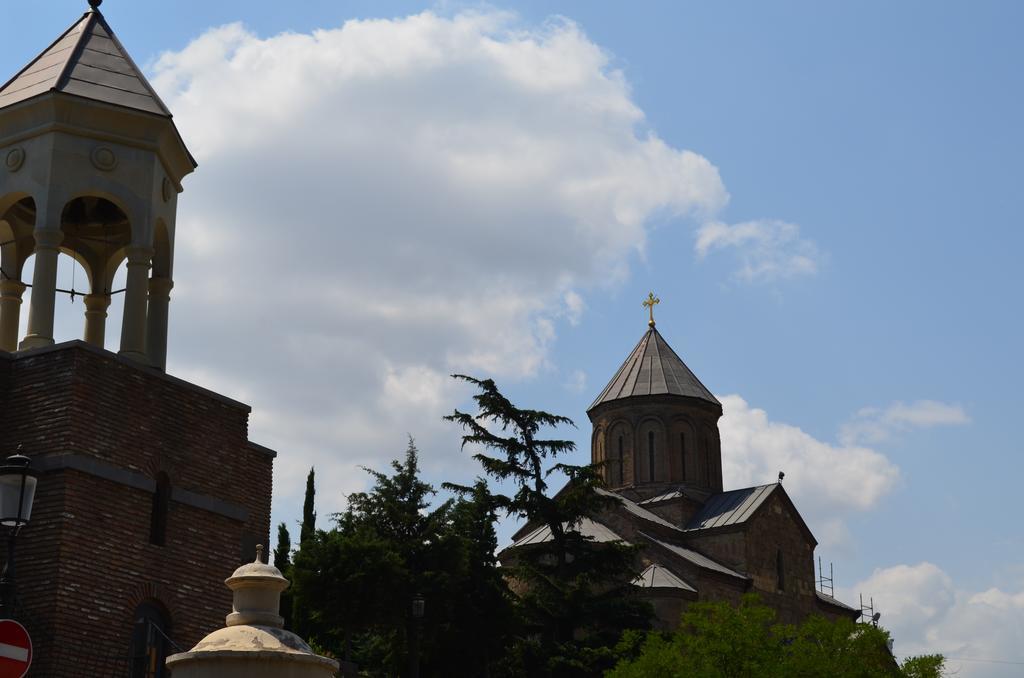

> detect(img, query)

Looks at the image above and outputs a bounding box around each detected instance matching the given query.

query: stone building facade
[0,5,274,675]
[508,322,858,628]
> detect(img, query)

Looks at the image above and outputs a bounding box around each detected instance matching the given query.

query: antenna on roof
[860,594,880,627]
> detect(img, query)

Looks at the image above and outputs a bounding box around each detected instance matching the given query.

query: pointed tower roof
[0,6,171,117]
[588,326,720,411]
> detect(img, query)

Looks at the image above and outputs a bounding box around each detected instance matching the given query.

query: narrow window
[648,431,655,482]
[617,436,624,485]
[704,441,710,486]
[776,549,785,591]
[149,472,170,546]
[680,432,686,481]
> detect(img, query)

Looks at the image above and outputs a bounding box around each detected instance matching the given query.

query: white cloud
[718,394,899,550]
[563,369,587,394]
[840,400,971,446]
[149,11,730,515]
[845,563,1024,678]
[695,219,822,282]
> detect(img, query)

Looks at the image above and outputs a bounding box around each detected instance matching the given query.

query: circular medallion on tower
[4,148,25,173]
[90,146,118,171]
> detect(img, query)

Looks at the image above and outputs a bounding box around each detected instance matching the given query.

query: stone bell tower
[588,294,724,502]
[0,0,193,369]
[0,4,275,676]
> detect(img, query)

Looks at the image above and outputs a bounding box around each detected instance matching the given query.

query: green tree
[899,654,946,678]
[607,594,944,678]
[291,439,515,677]
[273,522,292,572]
[446,375,650,678]
[300,467,317,546]
[273,522,293,629]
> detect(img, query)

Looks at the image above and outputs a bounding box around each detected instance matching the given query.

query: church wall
[740,492,818,625]
[0,342,274,673]
[684,529,748,574]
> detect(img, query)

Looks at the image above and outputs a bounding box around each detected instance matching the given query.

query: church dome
[588,326,719,413]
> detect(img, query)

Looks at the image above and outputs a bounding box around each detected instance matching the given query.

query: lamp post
[0,449,38,615]
[409,593,425,678]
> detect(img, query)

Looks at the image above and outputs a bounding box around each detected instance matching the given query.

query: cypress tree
[300,467,316,545]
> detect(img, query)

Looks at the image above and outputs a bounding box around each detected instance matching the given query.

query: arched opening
[129,599,171,678]
[18,251,92,344]
[637,419,665,483]
[9,196,134,350]
[0,197,36,352]
[149,472,170,547]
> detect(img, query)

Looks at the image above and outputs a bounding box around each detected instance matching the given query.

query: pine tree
[445,375,650,677]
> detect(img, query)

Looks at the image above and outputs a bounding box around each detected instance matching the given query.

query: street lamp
[409,593,425,678]
[0,449,38,613]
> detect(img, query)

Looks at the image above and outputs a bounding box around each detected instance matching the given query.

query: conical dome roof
[0,6,172,116]
[588,327,719,412]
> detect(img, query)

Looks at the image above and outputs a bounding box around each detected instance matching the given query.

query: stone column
[0,279,26,352]
[118,246,153,363]
[83,293,111,348]
[20,228,63,350]
[145,277,173,371]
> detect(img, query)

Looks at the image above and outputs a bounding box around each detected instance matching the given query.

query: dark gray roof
[510,518,628,549]
[639,532,748,580]
[589,327,719,411]
[684,484,778,531]
[816,590,859,613]
[638,488,688,505]
[0,8,171,116]
[633,564,696,592]
[596,487,683,533]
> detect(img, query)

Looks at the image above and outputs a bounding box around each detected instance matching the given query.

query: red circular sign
[0,620,31,678]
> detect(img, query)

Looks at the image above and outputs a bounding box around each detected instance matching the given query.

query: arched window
[679,432,686,481]
[149,472,170,546]
[130,600,170,678]
[776,549,785,592]
[617,436,624,485]
[648,430,655,482]
[703,440,711,486]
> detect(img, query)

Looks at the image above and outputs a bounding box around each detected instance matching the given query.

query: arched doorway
[129,600,171,678]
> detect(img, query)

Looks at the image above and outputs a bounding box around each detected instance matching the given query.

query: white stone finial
[255,544,264,564]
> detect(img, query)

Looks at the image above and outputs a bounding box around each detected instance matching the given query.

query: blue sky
[4,2,1023,672]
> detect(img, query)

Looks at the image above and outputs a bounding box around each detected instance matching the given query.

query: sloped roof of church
[589,327,719,411]
[510,517,629,549]
[596,487,683,533]
[633,564,696,592]
[684,484,778,531]
[640,532,748,581]
[0,7,172,116]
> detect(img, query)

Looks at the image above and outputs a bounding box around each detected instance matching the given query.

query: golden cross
[642,291,660,327]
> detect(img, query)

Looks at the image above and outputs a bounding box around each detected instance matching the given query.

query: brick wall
[0,342,274,675]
